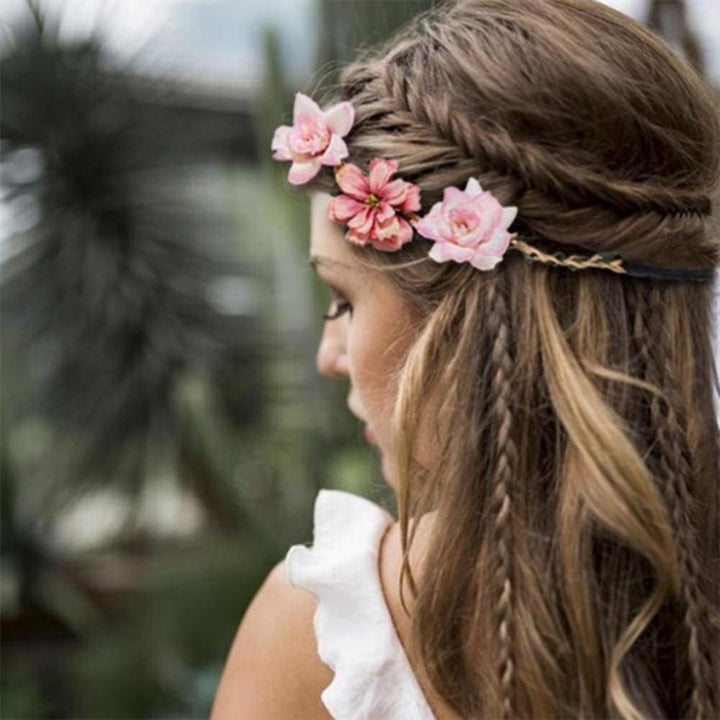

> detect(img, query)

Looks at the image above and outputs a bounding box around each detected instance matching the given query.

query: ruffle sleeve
[285,489,435,720]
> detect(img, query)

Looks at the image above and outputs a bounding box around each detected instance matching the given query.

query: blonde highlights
[307,0,720,716]
[390,261,719,719]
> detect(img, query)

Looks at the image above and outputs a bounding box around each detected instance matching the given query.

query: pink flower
[414,178,517,270]
[328,159,421,251]
[271,92,355,185]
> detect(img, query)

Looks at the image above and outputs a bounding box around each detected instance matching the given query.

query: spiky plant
[1,8,266,528]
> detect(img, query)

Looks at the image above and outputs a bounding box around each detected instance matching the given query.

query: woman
[211,0,719,717]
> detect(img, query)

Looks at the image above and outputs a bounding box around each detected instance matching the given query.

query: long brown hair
[306,0,720,716]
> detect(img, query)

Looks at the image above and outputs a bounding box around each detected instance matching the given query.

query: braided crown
[326,6,718,282]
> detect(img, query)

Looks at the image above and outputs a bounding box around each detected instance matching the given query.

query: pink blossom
[271,92,355,185]
[328,159,421,251]
[413,178,517,270]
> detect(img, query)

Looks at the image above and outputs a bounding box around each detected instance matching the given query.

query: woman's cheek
[348,334,387,427]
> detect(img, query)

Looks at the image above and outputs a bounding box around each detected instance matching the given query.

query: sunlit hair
[305,0,720,716]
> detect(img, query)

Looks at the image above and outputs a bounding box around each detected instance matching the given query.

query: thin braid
[633,282,717,719]
[486,272,517,719]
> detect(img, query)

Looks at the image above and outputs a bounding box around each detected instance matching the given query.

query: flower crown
[272,92,713,281]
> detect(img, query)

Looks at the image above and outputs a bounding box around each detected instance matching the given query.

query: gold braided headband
[509,238,713,282]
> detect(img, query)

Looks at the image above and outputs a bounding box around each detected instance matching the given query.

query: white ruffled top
[284,489,436,720]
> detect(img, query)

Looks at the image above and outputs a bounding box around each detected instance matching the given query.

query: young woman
[211,0,719,717]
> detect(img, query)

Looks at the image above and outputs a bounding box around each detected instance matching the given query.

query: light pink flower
[328,159,421,251]
[413,178,517,270]
[271,92,355,185]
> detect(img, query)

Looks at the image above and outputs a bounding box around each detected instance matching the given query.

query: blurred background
[1,0,718,717]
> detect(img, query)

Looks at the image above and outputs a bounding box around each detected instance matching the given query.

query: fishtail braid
[383,27,710,216]
[369,56,716,269]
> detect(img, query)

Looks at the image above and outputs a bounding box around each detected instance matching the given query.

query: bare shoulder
[210,559,334,720]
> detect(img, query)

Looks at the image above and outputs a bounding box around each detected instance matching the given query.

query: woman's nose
[316,318,349,377]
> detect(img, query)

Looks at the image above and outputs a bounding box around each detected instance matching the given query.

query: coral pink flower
[414,178,517,270]
[271,92,355,185]
[328,159,421,251]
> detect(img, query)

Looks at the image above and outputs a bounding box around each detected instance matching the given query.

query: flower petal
[328,195,365,223]
[413,205,445,242]
[288,159,321,185]
[293,92,323,125]
[501,206,518,231]
[464,177,483,197]
[428,241,474,264]
[442,186,466,207]
[400,183,421,214]
[372,236,404,252]
[477,193,503,225]
[320,134,349,166]
[346,228,370,246]
[373,216,400,240]
[470,250,504,271]
[323,101,355,136]
[335,163,369,200]
[368,158,399,194]
[374,202,396,225]
[271,126,293,160]
[348,206,375,236]
[370,217,406,251]
[457,193,501,241]
[428,243,450,263]
[380,179,408,206]
[479,228,512,257]
[443,243,475,263]
[395,217,414,245]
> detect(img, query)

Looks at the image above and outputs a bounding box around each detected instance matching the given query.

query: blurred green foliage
[317,0,439,72]
[70,537,274,719]
[0,2,431,717]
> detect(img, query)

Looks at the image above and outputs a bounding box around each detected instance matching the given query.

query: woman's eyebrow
[308,255,352,272]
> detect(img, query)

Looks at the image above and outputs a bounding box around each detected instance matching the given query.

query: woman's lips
[363,424,378,445]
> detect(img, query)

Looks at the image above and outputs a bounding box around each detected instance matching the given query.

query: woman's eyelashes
[323,297,352,321]
[322,288,352,321]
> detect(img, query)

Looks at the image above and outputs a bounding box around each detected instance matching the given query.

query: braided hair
[305,0,720,716]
